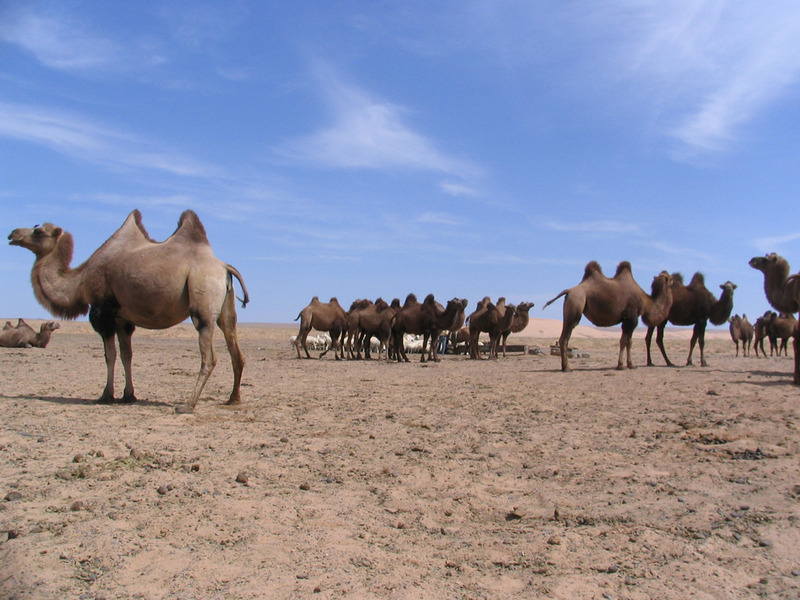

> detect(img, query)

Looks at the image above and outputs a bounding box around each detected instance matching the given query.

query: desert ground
[1,318,799,599]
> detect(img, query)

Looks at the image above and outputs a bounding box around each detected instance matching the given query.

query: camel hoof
[225,398,241,406]
[175,404,195,414]
[97,395,116,404]
[121,394,137,404]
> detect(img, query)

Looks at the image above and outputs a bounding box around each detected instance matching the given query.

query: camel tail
[226,264,250,308]
[542,290,568,310]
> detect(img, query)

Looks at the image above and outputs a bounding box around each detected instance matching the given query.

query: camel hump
[582,261,602,281]
[671,272,684,284]
[403,293,417,307]
[688,272,705,287]
[173,210,210,245]
[423,293,436,305]
[615,261,632,277]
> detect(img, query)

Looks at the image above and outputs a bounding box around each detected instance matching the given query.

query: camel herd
[6,210,800,413]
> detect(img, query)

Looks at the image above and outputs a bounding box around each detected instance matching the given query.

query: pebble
[235,472,249,485]
[299,483,311,491]
[4,491,23,502]
[70,500,85,512]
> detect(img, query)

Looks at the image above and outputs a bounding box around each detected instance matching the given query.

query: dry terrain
[1,319,799,599]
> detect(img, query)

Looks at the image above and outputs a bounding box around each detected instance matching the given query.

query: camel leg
[644,326,655,366]
[696,323,708,366]
[177,322,218,414]
[420,333,429,363]
[686,324,701,366]
[98,333,117,403]
[654,323,675,367]
[618,318,637,370]
[217,295,245,406]
[557,322,576,372]
[116,322,137,403]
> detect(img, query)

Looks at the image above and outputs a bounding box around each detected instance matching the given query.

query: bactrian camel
[8,210,248,414]
[498,301,535,358]
[645,274,736,367]
[543,261,673,372]
[391,294,468,363]
[0,319,60,348]
[763,311,797,357]
[728,314,753,357]
[294,296,347,359]
[749,253,800,384]
[467,297,516,360]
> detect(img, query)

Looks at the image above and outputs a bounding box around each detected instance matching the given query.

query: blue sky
[2,1,800,326]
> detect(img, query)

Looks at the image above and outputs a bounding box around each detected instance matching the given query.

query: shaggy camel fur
[749,253,800,384]
[468,298,516,360]
[8,210,248,413]
[391,294,468,363]
[645,274,736,367]
[0,319,60,348]
[544,262,673,372]
[294,296,347,360]
[497,301,535,358]
[728,314,754,357]
[764,311,797,357]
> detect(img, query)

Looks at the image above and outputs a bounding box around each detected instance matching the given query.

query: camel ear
[52,227,62,238]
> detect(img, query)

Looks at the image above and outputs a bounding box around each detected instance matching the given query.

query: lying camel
[9,210,248,413]
[544,261,672,372]
[728,314,754,357]
[0,320,60,348]
[645,274,736,367]
[749,253,800,384]
[294,296,347,359]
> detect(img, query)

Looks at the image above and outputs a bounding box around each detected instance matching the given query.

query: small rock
[235,472,249,485]
[7,530,19,540]
[70,500,85,512]
[4,491,23,502]
[547,536,561,546]
[759,539,774,548]
[707,390,718,396]
[299,483,311,491]
[157,486,169,496]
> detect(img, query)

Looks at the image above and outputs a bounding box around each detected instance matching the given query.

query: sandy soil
[1,319,799,599]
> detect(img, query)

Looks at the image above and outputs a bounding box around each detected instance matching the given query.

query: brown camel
[356,298,400,360]
[749,253,800,384]
[728,314,754,357]
[763,311,797,357]
[343,299,373,359]
[468,298,516,360]
[497,301,535,358]
[294,296,347,359]
[645,274,736,367]
[8,210,248,413]
[0,319,60,348]
[754,313,769,357]
[543,261,672,372]
[390,294,468,363]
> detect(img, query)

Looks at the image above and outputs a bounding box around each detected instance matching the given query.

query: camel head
[651,271,673,294]
[720,281,737,293]
[8,223,64,257]
[516,301,535,314]
[749,253,790,279]
[42,321,60,333]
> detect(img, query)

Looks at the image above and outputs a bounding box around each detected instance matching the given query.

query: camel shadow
[0,393,171,408]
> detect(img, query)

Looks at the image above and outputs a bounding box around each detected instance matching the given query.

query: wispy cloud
[0,102,224,179]
[754,232,800,252]
[276,62,480,179]
[545,220,642,235]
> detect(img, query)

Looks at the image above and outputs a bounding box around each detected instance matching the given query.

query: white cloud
[754,232,800,252]
[277,63,479,179]
[545,220,642,235]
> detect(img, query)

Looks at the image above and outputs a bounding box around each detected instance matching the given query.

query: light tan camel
[728,314,754,357]
[391,294,468,363]
[645,274,736,367]
[497,301,535,358]
[8,210,248,413]
[749,253,800,384]
[294,296,347,359]
[764,311,797,357]
[543,261,672,372]
[0,320,60,348]
[468,298,516,360]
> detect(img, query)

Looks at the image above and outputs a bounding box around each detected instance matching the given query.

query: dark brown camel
[645,273,736,367]
[754,313,769,357]
[294,296,347,359]
[749,253,800,384]
[543,261,672,372]
[390,294,468,363]
[343,299,373,359]
[497,301,535,358]
[352,298,399,360]
[764,311,797,357]
[467,298,516,360]
[728,314,754,357]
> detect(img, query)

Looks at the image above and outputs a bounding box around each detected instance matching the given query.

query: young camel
[645,274,736,367]
[728,314,754,357]
[294,296,348,359]
[749,253,800,384]
[8,210,248,414]
[543,261,673,372]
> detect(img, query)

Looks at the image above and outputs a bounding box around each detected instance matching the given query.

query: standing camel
[764,311,797,357]
[497,301,535,358]
[645,274,736,367]
[728,314,754,357]
[467,298,516,360]
[543,261,672,372]
[294,296,347,359]
[8,210,248,414]
[390,294,468,363]
[749,253,800,384]
[753,313,769,357]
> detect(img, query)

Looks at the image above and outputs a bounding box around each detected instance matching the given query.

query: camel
[390,294,468,363]
[497,301,535,358]
[543,261,672,372]
[753,314,769,357]
[8,210,248,413]
[749,253,800,384]
[343,299,373,359]
[467,298,516,360]
[356,298,400,360]
[294,296,347,359]
[764,311,797,357]
[0,319,60,348]
[728,314,754,357]
[644,273,736,367]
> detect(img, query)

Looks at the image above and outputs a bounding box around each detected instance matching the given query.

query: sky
[2,1,800,328]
